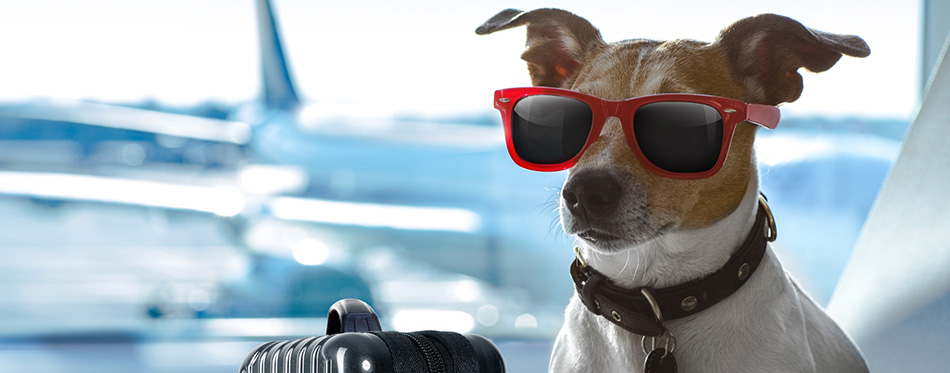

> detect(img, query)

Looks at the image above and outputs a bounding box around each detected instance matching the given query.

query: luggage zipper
[406,332,447,373]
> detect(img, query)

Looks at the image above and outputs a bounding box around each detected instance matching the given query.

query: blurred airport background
[0,1,942,372]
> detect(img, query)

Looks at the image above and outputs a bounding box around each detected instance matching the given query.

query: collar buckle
[758,194,777,242]
[640,287,665,324]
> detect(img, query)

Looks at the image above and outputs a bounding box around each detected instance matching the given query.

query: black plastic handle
[326,298,382,335]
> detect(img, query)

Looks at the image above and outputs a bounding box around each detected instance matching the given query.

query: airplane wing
[0,99,250,144]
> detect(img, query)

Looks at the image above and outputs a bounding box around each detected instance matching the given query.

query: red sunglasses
[493,87,780,179]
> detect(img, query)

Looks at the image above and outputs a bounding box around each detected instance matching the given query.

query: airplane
[0,0,572,339]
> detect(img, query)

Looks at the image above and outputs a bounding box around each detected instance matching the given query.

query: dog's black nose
[562,170,622,221]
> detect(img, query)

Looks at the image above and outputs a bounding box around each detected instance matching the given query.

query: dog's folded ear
[476,8,605,88]
[715,14,870,106]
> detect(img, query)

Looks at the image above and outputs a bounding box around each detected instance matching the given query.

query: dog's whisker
[618,248,631,275]
[548,215,565,237]
[632,247,643,285]
[540,187,566,238]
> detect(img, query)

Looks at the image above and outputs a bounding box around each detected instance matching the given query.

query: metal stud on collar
[611,311,622,322]
[738,263,751,280]
[680,296,698,311]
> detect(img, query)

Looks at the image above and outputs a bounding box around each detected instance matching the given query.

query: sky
[0,0,921,119]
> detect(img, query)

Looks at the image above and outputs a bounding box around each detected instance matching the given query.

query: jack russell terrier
[477,8,870,372]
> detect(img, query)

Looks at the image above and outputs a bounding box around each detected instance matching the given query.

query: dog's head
[478,9,868,253]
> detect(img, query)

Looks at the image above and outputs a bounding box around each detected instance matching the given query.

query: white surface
[828,33,950,342]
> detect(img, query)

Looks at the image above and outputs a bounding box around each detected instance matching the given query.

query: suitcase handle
[326,298,382,334]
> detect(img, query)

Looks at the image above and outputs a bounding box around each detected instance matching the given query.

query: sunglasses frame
[494,87,780,179]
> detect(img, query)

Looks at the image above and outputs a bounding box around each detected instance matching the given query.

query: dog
[477,8,870,372]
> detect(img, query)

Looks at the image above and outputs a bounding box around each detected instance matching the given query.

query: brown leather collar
[570,200,771,336]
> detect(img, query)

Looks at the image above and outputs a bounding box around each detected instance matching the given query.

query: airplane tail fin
[255,0,301,111]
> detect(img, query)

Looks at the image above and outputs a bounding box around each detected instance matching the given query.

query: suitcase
[240,299,507,373]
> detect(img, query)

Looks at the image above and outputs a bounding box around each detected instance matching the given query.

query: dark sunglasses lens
[633,102,723,173]
[511,95,593,165]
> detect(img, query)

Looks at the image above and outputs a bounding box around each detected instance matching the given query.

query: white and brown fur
[477,8,870,372]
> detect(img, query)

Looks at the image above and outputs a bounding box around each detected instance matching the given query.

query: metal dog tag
[644,348,677,373]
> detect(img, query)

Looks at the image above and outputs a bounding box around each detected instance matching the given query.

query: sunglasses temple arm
[746,104,781,130]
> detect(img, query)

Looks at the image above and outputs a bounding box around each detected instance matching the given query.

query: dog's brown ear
[476,8,605,88]
[715,14,870,105]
